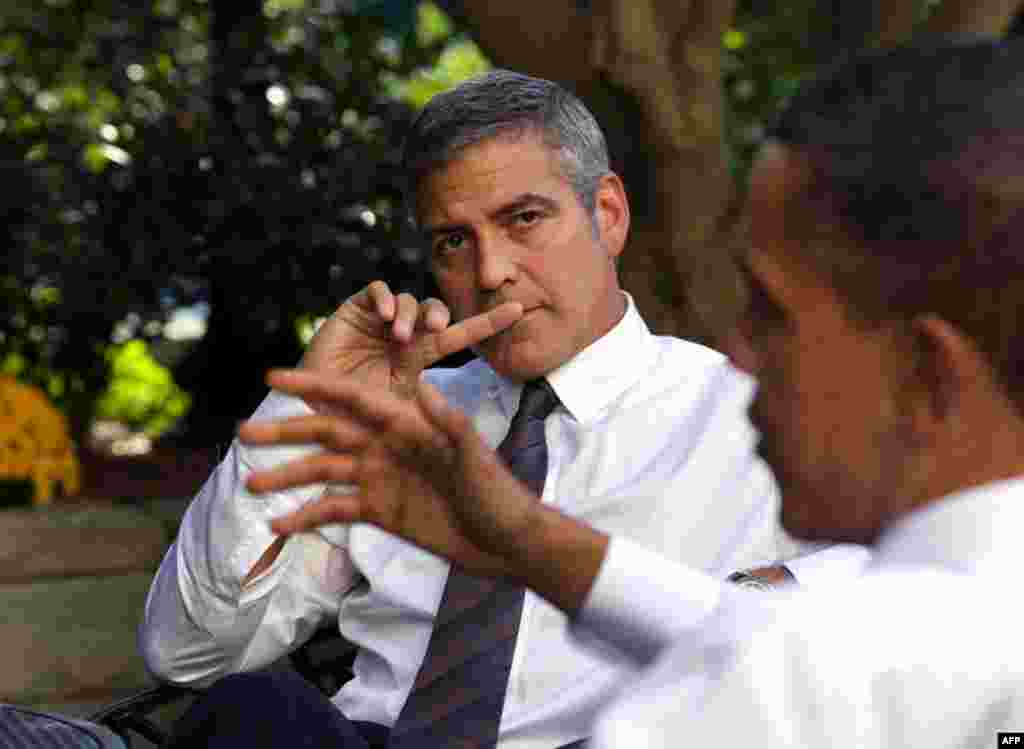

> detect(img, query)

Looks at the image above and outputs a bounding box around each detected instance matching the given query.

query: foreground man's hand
[241,286,521,585]
[301,280,522,396]
[239,374,608,612]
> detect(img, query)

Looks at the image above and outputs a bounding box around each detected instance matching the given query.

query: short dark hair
[767,37,1024,408]
[401,69,610,217]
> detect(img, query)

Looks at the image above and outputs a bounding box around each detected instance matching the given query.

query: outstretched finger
[246,451,360,494]
[271,491,364,535]
[422,302,523,365]
[239,413,371,453]
[265,370,453,454]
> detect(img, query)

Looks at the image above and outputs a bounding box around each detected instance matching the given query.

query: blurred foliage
[0,0,488,446]
[94,340,191,436]
[0,0,943,447]
[386,3,488,107]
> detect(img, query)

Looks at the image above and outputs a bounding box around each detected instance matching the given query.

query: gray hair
[402,69,610,217]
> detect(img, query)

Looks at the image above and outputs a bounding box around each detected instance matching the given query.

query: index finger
[265,370,453,454]
[419,302,523,366]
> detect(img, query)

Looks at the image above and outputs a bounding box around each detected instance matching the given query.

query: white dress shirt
[581,477,1024,749]
[141,295,801,749]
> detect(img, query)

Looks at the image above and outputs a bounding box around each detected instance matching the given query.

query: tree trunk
[923,0,1021,35]
[873,0,923,47]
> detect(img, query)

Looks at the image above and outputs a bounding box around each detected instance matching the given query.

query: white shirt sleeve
[784,543,872,587]
[574,534,873,666]
[140,391,361,686]
[592,567,1024,749]
[573,536,725,665]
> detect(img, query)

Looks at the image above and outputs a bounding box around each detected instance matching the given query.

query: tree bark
[873,0,923,47]
[922,0,1021,35]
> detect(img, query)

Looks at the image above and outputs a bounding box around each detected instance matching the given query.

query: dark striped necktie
[389,379,560,749]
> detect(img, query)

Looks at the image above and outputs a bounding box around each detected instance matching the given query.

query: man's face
[725,144,919,544]
[418,133,628,381]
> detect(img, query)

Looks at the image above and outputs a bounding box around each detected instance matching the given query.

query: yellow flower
[0,377,80,505]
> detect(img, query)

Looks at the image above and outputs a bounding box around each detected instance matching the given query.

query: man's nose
[476,237,518,291]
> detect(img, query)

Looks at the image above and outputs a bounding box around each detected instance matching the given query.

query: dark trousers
[165,670,389,749]
[165,668,589,748]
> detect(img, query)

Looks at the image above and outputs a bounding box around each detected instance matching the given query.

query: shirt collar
[487,292,657,425]
[870,475,1024,572]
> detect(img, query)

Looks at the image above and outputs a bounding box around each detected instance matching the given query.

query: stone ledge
[0,573,156,703]
[0,506,171,582]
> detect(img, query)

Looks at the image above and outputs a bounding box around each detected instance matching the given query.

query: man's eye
[435,233,465,255]
[513,210,541,227]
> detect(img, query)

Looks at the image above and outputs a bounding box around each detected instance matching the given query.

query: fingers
[358,284,451,345]
[397,295,451,343]
[418,298,451,333]
[418,381,524,494]
[264,370,452,454]
[417,381,504,477]
[239,413,370,452]
[392,293,418,342]
[246,451,359,494]
[271,491,364,535]
[422,302,524,366]
[417,382,476,449]
[364,280,396,321]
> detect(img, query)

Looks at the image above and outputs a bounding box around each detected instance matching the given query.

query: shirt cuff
[784,543,872,588]
[573,536,723,665]
[240,390,352,550]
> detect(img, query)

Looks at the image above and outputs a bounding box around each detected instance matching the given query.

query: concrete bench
[0,501,186,712]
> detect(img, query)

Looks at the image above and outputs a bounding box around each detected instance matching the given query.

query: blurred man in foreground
[243,38,1024,747]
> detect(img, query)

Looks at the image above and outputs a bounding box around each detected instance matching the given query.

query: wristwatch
[726,565,796,591]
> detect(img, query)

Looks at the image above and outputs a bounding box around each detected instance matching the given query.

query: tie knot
[515,378,560,424]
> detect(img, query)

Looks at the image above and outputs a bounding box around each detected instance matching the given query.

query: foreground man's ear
[907,315,984,436]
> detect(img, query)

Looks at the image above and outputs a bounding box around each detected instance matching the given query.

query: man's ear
[594,173,630,258]
[906,315,985,434]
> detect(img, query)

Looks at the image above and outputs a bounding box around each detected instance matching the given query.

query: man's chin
[479,341,554,382]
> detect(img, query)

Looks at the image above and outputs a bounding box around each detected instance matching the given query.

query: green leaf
[416,2,452,47]
[723,29,747,51]
[2,353,26,376]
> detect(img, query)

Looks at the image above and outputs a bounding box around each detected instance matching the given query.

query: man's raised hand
[300,280,522,396]
[240,371,611,609]
[239,372,538,578]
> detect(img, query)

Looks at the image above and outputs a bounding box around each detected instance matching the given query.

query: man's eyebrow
[420,193,560,240]
[421,221,470,242]
[490,193,559,220]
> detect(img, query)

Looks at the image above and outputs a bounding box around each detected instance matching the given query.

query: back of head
[402,69,610,215]
[768,37,1024,409]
